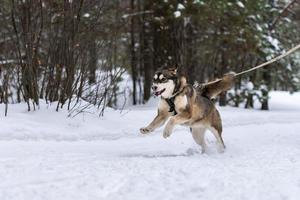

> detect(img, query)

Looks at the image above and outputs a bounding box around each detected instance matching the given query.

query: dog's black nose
[152,86,158,91]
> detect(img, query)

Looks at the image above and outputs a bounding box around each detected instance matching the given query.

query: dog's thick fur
[140,67,235,153]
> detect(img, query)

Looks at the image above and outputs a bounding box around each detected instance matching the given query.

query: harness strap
[163,75,182,116]
[165,97,177,116]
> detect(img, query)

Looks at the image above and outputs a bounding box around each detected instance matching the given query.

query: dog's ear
[168,66,178,75]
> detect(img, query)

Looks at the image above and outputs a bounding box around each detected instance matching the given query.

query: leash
[164,43,300,114]
[205,43,300,85]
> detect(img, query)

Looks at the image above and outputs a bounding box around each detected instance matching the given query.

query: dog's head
[152,67,178,99]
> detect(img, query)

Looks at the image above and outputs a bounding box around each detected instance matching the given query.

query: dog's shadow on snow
[121,148,200,158]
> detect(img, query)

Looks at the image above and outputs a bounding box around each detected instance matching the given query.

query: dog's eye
[161,77,167,82]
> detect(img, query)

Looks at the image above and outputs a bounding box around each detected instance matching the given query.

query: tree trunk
[261,70,270,110]
[88,39,97,84]
[130,0,137,105]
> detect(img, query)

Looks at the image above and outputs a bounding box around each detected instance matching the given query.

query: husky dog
[140,67,235,153]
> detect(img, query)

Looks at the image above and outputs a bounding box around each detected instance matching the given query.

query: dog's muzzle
[153,88,166,96]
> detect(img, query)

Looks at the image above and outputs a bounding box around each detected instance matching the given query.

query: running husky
[140,67,235,153]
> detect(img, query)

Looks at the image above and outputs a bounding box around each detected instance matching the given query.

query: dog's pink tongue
[154,89,165,96]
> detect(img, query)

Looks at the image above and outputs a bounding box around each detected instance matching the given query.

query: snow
[83,13,90,18]
[0,91,300,200]
[0,59,15,65]
[177,3,185,10]
[256,24,263,32]
[266,35,281,51]
[245,81,254,90]
[193,0,204,5]
[236,1,245,8]
[174,11,181,18]
[247,15,256,20]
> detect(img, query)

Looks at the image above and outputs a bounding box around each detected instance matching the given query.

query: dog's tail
[200,72,236,99]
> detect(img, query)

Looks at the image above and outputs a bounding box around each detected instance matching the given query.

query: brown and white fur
[140,67,235,153]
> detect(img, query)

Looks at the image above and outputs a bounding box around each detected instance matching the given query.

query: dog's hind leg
[208,109,226,153]
[191,127,207,154]
[208,126,225,153]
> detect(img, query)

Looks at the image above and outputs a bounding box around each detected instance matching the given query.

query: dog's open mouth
[154,88,166,96]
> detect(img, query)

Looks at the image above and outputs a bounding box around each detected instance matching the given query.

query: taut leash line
[205,43,300,85]
[235,43,300,76]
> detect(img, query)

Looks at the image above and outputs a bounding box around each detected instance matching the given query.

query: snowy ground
[0,91,300,200]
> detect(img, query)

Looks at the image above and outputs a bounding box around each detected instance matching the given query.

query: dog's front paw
[163,128,172,139]
[140,127,152,134]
